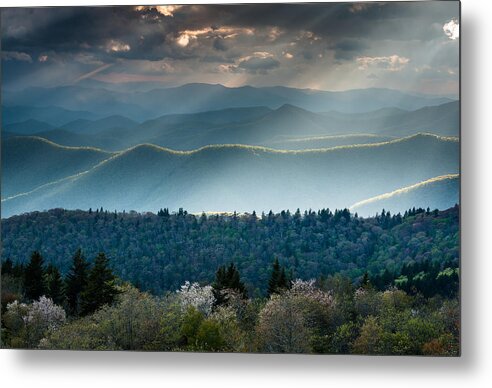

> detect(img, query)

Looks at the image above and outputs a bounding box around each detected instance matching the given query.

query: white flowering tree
[290,278,335,307]
[4,296,66,348]
[176,281,215,316]
[256,278,336,353]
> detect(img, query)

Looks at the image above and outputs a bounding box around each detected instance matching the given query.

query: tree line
[1,250,119,317]
[1,205,460,295]
[1,256,459,355]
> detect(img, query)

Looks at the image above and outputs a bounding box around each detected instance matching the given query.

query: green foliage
[212,263,247,306]
[1,206,459,296]
[3,296,66,348]
[352,316,384,355]
[3,276,458,355]
[331,322,359,354]
[179,307,205,349]
[24,251,46,301]
[45,264,65,306]
[65,249,90,316]
[1,258,14,275]
[1,206,460,355]
[80,253,119,315]
[371,258,459,298]
[195,319,226,352]
[267,258,290,296]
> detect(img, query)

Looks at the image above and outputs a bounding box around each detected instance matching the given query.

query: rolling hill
[1,137,113,198]
[59,115,139,134]
[1,134,459,217]
[349,174,460,217]
[2,105,101,127]
[14,101,459,151]
[3,119,55,135]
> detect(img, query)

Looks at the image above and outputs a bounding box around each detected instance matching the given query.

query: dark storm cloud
[238,56,280,73]
[332,39,370,60]
[213,37,229,52]
[2,3,459,60]
[2,6,179,62]
[1,2,460,94]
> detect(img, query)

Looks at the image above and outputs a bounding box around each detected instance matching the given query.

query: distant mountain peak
[274,103,311,115]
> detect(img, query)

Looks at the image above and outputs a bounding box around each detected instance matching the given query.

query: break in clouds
[1,2,459,95]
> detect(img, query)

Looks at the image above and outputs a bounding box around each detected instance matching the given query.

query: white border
[2,1,492,387]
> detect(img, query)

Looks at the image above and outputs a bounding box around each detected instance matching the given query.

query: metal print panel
[0,2,460,355]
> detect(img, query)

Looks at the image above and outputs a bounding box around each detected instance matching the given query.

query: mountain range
[1,134,459,218]
[3,83,453,121]
[3,101,459,151]
[1,82,460,218]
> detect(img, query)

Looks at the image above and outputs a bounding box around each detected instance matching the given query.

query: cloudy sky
[1,2,460,96]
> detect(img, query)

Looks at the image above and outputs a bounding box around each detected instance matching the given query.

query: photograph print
[1,1,460,355]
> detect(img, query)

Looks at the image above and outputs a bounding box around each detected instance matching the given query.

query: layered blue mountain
[3,83,453,121]
[2,105,101,127]
[1,134,459,218]
[5,101,459,151]
[1,137,112,198]
[3,119,55,135]
[1,82,460,218]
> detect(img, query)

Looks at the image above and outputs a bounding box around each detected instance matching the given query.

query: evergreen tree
[24,251,46,301]
[1,258,13,275]
[81,252,119,315]
[12,263,25,278]
[267,258,290,296]
[360,271,371,289]
[279,267,288,289]
[212,263,247,306]
[45,264,65,305]
[65,249,90,316]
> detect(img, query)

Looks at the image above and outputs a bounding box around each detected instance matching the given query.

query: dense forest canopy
[1,245,459,354]
[1,205,459,296]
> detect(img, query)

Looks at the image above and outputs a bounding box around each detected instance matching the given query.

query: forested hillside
[1,205,459,295]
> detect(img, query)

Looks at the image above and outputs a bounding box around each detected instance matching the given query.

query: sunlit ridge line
[348,174,460,211]
[1,152,123,203]
[270,133,398,143]
[11,132,458,159]
[7,135,113,154]
[3,135,458,204]
[114,132,459,156]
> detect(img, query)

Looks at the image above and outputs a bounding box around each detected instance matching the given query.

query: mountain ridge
[4,83,454,121]
[350,174,460,216]
[2,133,459,218]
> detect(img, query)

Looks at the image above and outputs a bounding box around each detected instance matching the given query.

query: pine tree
[360,271,371,289]
[24,251,46,301]
[65,249,90,316]
[1,258,13,275]
[278,267,289,289]
[45,263,65,305]
[212,263,247,306]
[81,252,119,315]
[267,258,290,296]
[268,258,281,296]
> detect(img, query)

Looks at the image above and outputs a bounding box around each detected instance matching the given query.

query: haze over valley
[1,3,460,219]
[1,82,459,218]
